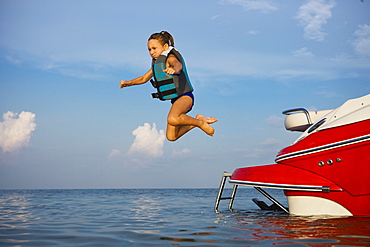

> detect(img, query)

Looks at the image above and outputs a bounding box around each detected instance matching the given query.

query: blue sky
[1,0,369,189]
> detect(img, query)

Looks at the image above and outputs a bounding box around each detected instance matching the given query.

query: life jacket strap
[150,79,179,101]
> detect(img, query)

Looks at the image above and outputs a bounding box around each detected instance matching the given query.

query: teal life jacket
[151,47,193,101]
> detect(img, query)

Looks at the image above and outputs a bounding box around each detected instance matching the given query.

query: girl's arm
[163,55,182,75]
[120,69,152,88]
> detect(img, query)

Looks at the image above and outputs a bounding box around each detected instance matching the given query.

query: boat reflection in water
[229,214,370,246]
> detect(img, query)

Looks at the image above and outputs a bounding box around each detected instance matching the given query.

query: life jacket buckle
[151,92,159,99]
[150,79,158,88]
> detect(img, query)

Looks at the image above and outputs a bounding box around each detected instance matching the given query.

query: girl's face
[148,39,168,59]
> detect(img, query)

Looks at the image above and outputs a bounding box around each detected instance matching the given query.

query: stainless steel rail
[254,187,289,214]
[214,172,238,212]
[282,108,312,125]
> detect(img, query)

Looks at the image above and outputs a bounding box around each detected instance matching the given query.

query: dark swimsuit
[171,92,194,113]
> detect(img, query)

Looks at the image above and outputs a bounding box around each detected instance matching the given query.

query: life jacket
[151,47,193,101]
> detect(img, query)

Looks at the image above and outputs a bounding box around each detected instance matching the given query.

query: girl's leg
[166,96,217,141]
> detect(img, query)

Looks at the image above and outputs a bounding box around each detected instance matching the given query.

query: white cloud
[266,115,284,128]
[211,15,220,20]
[292,47,314,58]
[241,138,282,160]
[246,30,260,35]
[0,111,37,153]
[108,124,165,168]
[108,149,122,160]
[221,0,278,13]
[128,123,165,157]
[315,90,339,98]
[352,24,370,57]
[172,148,191,156]
[259,138,281,146]
[5,56,22,65]
[295,0,336,41]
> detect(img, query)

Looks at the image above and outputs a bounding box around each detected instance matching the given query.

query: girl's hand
[120,80,131,88]
[163,68,177,75]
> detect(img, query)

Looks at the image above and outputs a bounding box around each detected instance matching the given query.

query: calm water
[0,188,369,246]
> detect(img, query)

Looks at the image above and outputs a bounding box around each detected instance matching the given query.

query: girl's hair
[148,31,175,47]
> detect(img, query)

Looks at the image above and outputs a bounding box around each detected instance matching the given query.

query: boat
[215,94,370,216]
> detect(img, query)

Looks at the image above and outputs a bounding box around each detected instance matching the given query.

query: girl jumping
[120,31,217,141]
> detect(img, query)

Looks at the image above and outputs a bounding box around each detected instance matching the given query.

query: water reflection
[0,192,34,227]
[222,212,370,246]
[125,191,168,235]
[1,189,369,246]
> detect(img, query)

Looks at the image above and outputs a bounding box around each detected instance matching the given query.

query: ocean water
[0,188,369,246]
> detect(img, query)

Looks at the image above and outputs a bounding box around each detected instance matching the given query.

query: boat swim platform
[214,172,289,214]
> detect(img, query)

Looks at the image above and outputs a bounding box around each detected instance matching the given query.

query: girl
[120,31,217,141]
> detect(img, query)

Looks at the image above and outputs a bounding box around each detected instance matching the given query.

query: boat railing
[283,108,313,125]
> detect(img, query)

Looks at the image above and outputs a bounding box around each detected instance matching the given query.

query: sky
[0,0,369,189]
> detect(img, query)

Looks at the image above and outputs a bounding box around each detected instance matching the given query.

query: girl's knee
[166,133,177,142]
[167,115,179,126]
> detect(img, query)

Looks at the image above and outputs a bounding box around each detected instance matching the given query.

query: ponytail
[148,31,175,47]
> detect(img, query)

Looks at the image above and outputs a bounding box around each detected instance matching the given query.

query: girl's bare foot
[196,114,218,124]
[196,114,217,136]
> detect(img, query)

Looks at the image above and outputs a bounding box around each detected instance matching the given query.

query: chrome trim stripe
[229,179,333,192]
[275,134,370,162]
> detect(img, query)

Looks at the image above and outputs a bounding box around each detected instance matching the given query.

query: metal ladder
[214,172,238,212]
[214,172,289,214]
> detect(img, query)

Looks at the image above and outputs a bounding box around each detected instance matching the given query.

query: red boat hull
[230,119,370,216]
[276,120,370,198]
